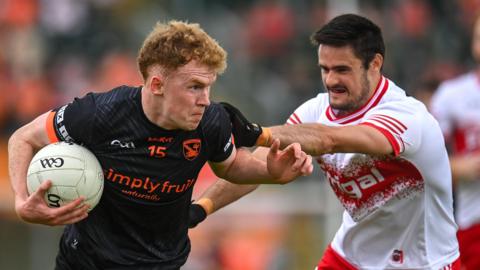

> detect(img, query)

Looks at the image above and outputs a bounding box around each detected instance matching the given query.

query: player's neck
[141,86,171,129]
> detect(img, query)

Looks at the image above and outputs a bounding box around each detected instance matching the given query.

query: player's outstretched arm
[8,112,89,225]
[210,141,312,185]
[221,102,393,156]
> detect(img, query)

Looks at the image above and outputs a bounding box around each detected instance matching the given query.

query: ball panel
[26,172,41,196]
[44,186,63,208]
[32,169,84,187]
[27,142,104,211]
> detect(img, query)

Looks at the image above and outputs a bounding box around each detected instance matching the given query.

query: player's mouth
[191,112,204,121]
[328,86,347,94]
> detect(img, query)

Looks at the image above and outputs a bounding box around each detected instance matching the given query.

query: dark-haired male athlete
[192,14,460,270]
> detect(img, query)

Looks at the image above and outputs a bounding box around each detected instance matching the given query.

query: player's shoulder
[203,102,225,119]
[201,102,228,128]
[296,91,329,111]
[310,92,329,105]
[378,80,427,114]
[88,85,141,106]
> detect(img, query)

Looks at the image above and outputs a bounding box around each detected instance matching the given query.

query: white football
[27,141,104,211]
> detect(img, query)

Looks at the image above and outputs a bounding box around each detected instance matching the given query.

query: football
[27,141,104,211]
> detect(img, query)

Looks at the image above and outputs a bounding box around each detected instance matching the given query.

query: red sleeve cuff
[360,122,401,156]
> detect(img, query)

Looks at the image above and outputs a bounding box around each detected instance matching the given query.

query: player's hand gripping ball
[27,142,104,211]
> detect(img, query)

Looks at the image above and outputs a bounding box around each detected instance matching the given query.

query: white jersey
[431,71,480,229]
[288,76,459,269]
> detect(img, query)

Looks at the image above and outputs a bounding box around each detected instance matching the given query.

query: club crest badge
[183,139,201,161]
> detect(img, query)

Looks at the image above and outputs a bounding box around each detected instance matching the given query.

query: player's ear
[369,53,383,72]
[150,75,164,95]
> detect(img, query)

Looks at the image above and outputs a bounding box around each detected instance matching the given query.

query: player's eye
[189,84,203,90]
[335,67,350,73]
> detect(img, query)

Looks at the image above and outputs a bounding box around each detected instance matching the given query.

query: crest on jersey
[183,139,201,161]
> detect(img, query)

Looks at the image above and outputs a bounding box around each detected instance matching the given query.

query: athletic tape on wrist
[256,127,272,147]
[195,198,214,215]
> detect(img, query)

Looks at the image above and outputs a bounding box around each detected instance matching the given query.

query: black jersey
[48,86,234,269]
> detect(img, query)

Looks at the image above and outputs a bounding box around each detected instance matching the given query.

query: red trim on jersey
[288,114,300,124]
[453,129,468,154]
[291,113,302,124]
[360,122,401,156]
[318,245,459,270]
[376,114,407,130]
[441,258,461,270]
[46,111,59,143]
[326,76,389,124]
[317,245,357,270]
[369,115,406,134]
[367,117,401,135]
[457,223,480,269]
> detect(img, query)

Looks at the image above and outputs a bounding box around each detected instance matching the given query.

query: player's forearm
[194,179,258,215]
[8,116,50,202]
[8,129,36,202]
[265,124,392,156]
[266,124,335,156]
[219,151,275,184]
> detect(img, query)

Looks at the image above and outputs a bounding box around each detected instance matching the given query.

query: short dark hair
[311,14,385,69]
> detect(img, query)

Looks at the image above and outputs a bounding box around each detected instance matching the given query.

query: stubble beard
[330,73,371,116]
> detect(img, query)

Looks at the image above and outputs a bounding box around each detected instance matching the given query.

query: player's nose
[324,72,340,87]
[197,87,210,106]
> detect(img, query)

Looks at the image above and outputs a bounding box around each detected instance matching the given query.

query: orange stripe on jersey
[46,111,59,143]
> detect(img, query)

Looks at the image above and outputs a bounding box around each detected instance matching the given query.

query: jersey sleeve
[45,93,96,145]
[202,103,234,163]
[286,94,326,125]
[360,99,423,157]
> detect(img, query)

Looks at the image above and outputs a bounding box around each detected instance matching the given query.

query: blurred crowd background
[0,0,477,269]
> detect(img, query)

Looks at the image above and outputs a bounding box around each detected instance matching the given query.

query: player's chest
[92,132,207,173]
[318,154,424,220]
[318,154,423,200]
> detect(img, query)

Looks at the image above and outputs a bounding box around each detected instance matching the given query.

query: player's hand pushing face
[15,180,89,226]
[266,139,313,184]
